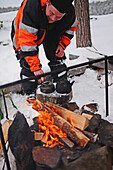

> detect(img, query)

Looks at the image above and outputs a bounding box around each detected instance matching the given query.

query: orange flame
[32,101,67,147]
[46,104,75,128]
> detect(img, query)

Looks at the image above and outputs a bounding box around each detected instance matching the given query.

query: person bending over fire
[11,0,79,103]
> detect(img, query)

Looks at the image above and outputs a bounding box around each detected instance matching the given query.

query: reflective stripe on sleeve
[21,45,37,51]
[13,19,17,49]
[71,18,77,28]
[19,22,38,34]
[65,29,74,36]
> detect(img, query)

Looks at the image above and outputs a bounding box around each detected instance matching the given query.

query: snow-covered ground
[0,0,107,8]
[0,11,113,121]
[0,8,113,170]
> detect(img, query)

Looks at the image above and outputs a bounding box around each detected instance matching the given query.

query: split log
[45,102,89,131]
[83,131,99,143]
[0,120,13,155]
[41,133,47,144]
[33,100,90,148]
[82,113,93,120]
[60,137,75,149]
[34,132,44,141]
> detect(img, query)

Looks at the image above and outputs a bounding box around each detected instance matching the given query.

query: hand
[34,69,46,83]
[55,45,64,58]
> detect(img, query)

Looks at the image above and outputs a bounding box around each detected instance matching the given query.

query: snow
[0,0,107,8]
[0,9,113,170]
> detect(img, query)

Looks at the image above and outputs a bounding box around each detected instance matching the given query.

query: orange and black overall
[11,0,78,94]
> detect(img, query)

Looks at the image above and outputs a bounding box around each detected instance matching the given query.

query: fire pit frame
[0,54,113,170]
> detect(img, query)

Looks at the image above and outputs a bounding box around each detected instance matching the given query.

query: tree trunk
[75,0,92,47]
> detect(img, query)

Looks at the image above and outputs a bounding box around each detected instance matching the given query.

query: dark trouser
[43,23,67,82]
[20,24,67,95]
[20,59,38,95]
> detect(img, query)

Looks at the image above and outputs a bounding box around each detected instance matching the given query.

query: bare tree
[74,0,92,47]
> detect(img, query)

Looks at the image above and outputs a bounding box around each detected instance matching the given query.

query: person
[11,0,79,103]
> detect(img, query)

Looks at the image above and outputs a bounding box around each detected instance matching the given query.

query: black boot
[48,61,67,82]
[56,77,74,94]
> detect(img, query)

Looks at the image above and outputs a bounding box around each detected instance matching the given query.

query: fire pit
[8,100,113,170]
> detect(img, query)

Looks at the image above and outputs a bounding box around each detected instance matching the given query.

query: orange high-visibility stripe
[41,0,47,7]
[59,35,71,50]
[37,30,46,45]
[25,55,42,72]
[15,0,28,50]
[70,20,79,31]
[19,29,37,46]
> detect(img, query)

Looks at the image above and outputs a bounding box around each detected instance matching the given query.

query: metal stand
[105,56,109,117]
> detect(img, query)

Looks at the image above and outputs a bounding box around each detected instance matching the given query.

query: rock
[97,119,113,148]
[69,54,80,60]
[86,114,101,133]
[82,103,98,113]
[8,111,35,170]
[67,67,87,77]
[61,102,79,112]
[32,146,62,169]
[66,146,112,170]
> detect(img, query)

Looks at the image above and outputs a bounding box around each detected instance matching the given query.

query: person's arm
[14,0,45,72]
[55,13,79,58]
[59,16,79,50]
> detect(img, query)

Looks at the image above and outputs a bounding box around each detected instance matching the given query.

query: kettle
[40,81,55,93]
[56,79,74,94]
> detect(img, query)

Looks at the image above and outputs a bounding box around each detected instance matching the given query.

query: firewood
[33,100,90,148]
[45,102,89,131]
[0,120,13,155]
[83,131,99,143]
[34,132,44,141]
[41,133,47,144]
[82,113,93,120]
[59,137,75,149]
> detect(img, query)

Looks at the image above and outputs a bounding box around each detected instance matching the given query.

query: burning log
[34,125,75,149]
[60,137,75,149]
[32,100,90,148]
[45,102,89,131]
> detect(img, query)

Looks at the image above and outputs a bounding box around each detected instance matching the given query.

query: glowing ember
[32,100,67,147]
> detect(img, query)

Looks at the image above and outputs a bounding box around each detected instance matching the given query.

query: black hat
[50,0,72,13]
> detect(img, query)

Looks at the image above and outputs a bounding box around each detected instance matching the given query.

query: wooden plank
[82,113,93,120]
[0,120,13,155]
[34,132,44,141]
[88,58,113,71]
[41,133,47,144]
